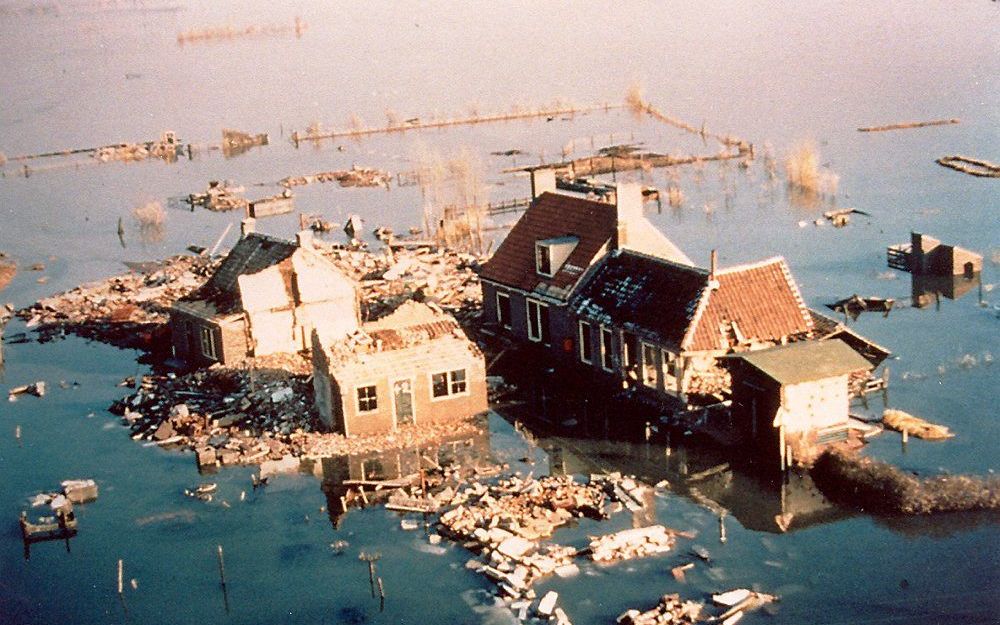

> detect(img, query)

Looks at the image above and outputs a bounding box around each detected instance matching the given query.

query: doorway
[392,378,415,427]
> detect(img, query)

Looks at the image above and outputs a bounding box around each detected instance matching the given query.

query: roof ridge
[715,255,786,275]
[680,286,712,351]
[616,248,709,274]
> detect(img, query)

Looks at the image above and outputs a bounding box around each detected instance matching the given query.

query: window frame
[578,320,593,364]
[526,299,549,344]
[535,243,553,277]
[429,369,470,401]
[599,325,614,372]
[355,384,378,413]
[495,291,512,329]
[199,325,217,360]
[641,341,658,387]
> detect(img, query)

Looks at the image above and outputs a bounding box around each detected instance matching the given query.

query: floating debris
[188,180,247,212]
[882,409,953,440]
[177,17,306,46]
[827,295,894,319]
[221,129,268,158]
[936,155,1000,178]
[279,166,391,189]
[858,118,960,132]
[617,593,703,624]
[8,381,45,401]
[589,525,679,562]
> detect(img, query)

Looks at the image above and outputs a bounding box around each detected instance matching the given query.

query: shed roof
[571,251,813,351]
[728,339,872,385]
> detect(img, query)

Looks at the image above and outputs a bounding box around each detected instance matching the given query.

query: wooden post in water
[117,559,124,596]
[377,576,385,612]
[718,513,727,544]
[216,545,227,587]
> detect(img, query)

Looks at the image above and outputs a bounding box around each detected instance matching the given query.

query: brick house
[480,168,692,358]
[311,302,488,436]
[170,219,359,365]
[568,249,819,402]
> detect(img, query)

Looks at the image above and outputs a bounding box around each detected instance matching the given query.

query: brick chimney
[240,217,256,238]
[530,168,557,199]
[708,249,720,290]
[613,182,643,249]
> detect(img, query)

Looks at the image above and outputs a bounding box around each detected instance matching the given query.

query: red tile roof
[572,252,813,353]
[480,192,617,298]
[686,257,813,351]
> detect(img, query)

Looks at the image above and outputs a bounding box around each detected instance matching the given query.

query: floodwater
[1,2,998,623]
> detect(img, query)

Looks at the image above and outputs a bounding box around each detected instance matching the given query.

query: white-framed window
[356,384,378,412]
[578,320,593,364]
[199,326,217,359]
[496,291,512,329]
[622,332,636,370]
[431,369,469,399]
[526,299,549,344]
[641,342,658,387]
[600,325,614,371]
[535,243,552,276]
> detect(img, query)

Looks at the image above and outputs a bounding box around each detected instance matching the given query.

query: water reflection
[306,426,495,528]
[911,272,982,310]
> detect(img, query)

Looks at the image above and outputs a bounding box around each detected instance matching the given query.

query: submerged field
[1,2,998,624]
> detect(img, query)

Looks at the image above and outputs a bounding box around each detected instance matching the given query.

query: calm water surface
[1,2,998,623]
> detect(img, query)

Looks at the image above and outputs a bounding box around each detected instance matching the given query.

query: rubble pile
[17,255,217,348]
[616,594,703,625]
[279,166,391,188]
[112,367,486,468]
[589,525,677,562]
[440,474,607,543]
[319,244,484,324]
[188,180,248,212]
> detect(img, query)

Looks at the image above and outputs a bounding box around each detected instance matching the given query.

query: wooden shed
[726,339,873,471]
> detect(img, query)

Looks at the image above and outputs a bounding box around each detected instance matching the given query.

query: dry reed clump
[625,81,647,119]
[0,151,7,167]
[811,448,1000,514]
[666,184,684,208]
[132,200,166,244]
[784,141,839,208]
[413,145,487,254]
[761,142,777,181]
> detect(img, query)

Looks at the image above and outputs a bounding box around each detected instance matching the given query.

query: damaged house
[481,170,887,412]
[480,168,692,353]
[311,301,488,437]
[570,249,820,401]
[170,219,359,365]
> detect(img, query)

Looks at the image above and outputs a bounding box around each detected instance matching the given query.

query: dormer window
[535,236,579,278]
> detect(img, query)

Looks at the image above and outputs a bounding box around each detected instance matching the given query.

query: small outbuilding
[726,339,873,471]
[311,302,488,436]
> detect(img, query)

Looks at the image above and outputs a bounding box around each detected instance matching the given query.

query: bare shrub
[132,200,166,244]
[0,151,7,167]
[625,81,646,119]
